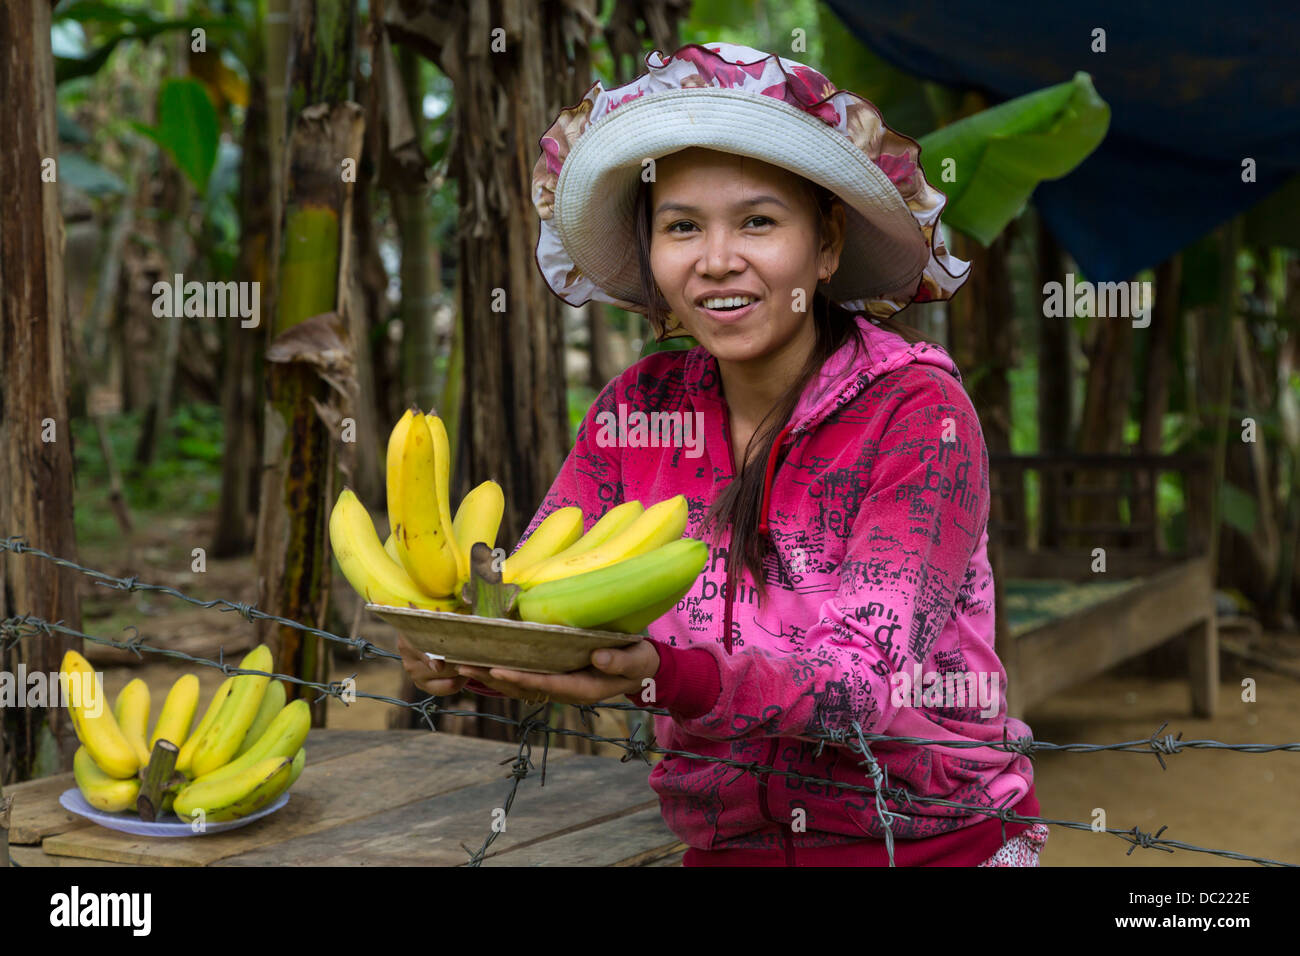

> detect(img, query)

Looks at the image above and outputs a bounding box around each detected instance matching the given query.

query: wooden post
[253,0,363,725]
[0,0,84,781]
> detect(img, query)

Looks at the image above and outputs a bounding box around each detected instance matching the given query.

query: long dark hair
[632,173,935,605]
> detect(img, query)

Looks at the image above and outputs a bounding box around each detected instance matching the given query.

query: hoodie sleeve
[666,369,991,743]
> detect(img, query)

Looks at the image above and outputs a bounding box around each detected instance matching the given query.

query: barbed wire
[2,535,1296,867]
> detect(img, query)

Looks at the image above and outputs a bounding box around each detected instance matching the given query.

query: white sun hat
[531,41,971,341]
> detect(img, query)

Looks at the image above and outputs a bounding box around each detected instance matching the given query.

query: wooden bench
[988,453,1217,720]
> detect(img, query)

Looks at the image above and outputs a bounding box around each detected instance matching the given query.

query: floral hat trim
[531,41,970,339]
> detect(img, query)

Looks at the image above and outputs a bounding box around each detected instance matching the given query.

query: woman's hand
[397,635,469,697]
[455,640,661,707]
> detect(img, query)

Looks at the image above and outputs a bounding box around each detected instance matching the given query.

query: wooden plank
[482,805,681,867]
[989,452,1210,469]
[9,843,130,867]
[40,731,531,866]
[218,750,655,866]
[645,849,686,866]
[5,773,82,845]
[4,728,398,846]
[1187,614,1219,718]
[1015,557,1213,711]
[999,548,1184,580]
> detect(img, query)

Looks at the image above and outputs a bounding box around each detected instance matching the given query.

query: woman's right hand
[397,635,469,697]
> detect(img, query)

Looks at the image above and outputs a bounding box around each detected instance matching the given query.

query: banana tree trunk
[0,0,83,781]
[393,45,440,415]
[214,17,272,558]
[254,0,362,726]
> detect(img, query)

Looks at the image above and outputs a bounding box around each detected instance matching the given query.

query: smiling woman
[440,40,1051,868]
[631,150,935,598]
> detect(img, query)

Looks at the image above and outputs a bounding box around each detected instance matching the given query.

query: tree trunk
[1072,271,1135,549]
[0,0,83,782]
[254,0,362,726]
[1133,254,1181,552]
[587,301,619,389]
[214,27,273,558]
[393,46,440,414]
[1036,214,1070,549]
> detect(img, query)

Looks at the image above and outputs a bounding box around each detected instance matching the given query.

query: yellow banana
[518,538,709,630]
[392,412,460,596]
[452,480,505,592]
[383,533,401,564]
[150,673,200,750]
[386,407,415,536]
[176,676,235,776]
[59,650,139,780]
[330,488,461,611]
[426,413,469,585]
[517,494,689,589]
[174,755,294,823]
[500,507,584,583]
[194,698,310,787]
[235,679,287,758]
[74,746,141,812]
[188,644,273,778]
[532,500,644,571]
[113,678,152,769]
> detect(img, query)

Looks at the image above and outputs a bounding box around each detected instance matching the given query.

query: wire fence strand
[2,535,1296,867]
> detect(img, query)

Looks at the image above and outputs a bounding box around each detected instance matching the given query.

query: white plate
[59,788,289,837]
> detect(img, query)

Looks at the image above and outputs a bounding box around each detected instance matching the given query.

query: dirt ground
[72,512,1300,867]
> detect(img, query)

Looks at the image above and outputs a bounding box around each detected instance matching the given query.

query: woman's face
[648,147,844,367]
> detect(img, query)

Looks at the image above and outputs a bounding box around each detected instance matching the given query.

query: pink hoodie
[495,313,1037,864]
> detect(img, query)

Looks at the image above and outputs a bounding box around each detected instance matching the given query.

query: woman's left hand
[455,640,660,707]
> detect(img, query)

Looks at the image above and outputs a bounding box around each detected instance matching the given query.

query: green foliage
[917,73,1110,246]
[58,150,126,196]
[132,78,220,191]
[53,1,238,85]
[72,402,225,547]
[567,384,598,443]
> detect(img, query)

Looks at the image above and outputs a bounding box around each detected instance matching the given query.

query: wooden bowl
[367,604,642,674]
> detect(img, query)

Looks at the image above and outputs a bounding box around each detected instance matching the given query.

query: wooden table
[6,730,686,867]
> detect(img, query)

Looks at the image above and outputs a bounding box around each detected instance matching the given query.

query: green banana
[190,698,310,787]
[516,494,688,588]
[188,644,273,778]
[174,755,293,824]
[286,747,306,789]
[517,538,708,630]
[175,676,235,776]
[599,590,685,634]
[235,679,287,758]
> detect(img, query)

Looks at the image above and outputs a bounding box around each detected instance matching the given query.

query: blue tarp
[825,1,1300,281]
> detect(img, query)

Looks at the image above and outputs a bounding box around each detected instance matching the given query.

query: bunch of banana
[517,537,708,633]
[329,407,706,636]
[330,407,505,611]
[60,646,309,822]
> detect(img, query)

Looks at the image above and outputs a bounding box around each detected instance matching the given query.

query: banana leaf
[58,151,126,196]
[53,1,237,85]
[131,78,220,192]
[917,72,1110,246]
